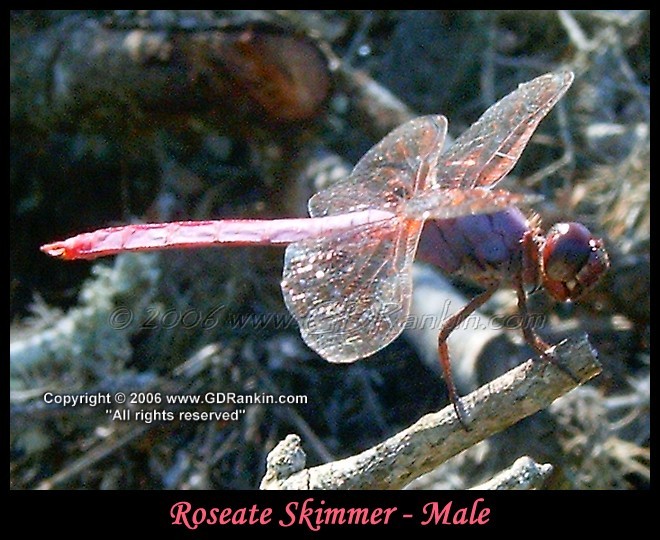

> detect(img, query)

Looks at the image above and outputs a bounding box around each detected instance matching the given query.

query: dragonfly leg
[438,284,499,429]
[514,274,580,384]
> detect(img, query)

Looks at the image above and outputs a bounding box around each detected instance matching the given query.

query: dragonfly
[41,71,609,426]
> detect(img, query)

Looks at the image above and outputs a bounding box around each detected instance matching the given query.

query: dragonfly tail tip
[40,242,69,259]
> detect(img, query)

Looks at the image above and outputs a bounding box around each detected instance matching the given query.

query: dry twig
[469,456,552,490]
[261,336,601,490]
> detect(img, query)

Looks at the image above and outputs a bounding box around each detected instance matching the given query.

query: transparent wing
[434,71,574,189]
[308,115,448,217]
[281,216,423,363]
[404,187,539,220]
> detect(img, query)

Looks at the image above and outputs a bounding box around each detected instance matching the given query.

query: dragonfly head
[542,222,609,302]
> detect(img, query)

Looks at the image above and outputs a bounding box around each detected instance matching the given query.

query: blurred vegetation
[10,10,649,490]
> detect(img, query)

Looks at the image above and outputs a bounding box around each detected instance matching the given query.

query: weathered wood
[470,456,553,490]
[10,12,331,136]
[261,335,601,489]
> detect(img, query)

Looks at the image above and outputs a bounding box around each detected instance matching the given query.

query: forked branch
[261,335,601,490]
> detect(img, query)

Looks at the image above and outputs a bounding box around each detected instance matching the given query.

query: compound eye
[543,222,592,282]
[542,222,609,302]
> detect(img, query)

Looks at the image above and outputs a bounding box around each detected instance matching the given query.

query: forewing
[435,71,574,189]
[404,187,540,220]
[308,115,448,216]
[281,216,423,363]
